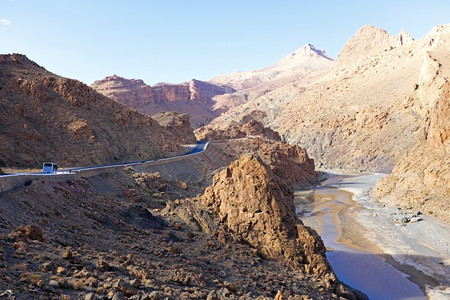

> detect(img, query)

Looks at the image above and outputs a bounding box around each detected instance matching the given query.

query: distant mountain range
[91,75,235,128]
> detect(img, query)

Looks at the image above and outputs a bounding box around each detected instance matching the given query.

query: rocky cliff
[91,75,234,128]
[0,54,183,168]
[201,154,329,273]
[372,32,450,223]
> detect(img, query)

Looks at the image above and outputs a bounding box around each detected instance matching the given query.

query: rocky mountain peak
[0,53,39,67]
[338,25,397,63]
[0,54,50,77]
[281,43,334,62]
[396,29,414,46]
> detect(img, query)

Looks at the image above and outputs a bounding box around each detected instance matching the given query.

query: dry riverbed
[295,171,450,300]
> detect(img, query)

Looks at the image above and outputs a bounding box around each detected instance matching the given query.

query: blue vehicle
[43,162,58,174]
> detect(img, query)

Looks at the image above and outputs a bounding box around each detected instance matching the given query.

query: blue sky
[1,0,449,85]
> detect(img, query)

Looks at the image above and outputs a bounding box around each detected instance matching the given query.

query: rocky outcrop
[213,138,317,188]
[151,112,196,144]
[91,75,235,128]
[0,54,182,168]
[165,154,362,298]
[200,154,330,274]
[196,119,281,141]
[195,119,316,188]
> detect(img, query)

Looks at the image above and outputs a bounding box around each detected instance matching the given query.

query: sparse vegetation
[23,201,33,208]
[152,192,162,199]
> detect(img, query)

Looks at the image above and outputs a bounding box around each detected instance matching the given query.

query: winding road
[0,141,208,178]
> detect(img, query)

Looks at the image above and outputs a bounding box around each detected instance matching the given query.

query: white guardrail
[0,142,209,193]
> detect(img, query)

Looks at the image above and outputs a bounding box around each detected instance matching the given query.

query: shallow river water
[295,174,427,300]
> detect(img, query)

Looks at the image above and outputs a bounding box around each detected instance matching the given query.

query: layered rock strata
[91,75,235,128]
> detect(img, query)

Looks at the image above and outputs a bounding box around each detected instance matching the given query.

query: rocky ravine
[91,75,235,128]
[0,54,188,169]
[0,138,363,299]
[203,24,450,221]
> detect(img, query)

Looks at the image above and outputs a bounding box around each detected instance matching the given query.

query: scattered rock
[23,225,44,241]
[62,248,73,260]
[401,217,410,224]
[147,291,161,300]
[41,261,57,272]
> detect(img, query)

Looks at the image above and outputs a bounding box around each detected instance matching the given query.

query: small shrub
[23,201,33,208]
[152,193,162,199]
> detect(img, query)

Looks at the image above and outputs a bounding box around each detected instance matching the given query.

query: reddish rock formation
[91,75,235,128]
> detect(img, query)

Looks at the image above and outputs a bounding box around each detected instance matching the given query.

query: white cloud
[0,19,11,29]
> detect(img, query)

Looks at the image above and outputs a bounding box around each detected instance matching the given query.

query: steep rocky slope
[0,54,185,168]
[372,33,450,223]
[91,75,234,128]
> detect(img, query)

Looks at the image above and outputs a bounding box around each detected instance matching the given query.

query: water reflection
[295,182,426,300]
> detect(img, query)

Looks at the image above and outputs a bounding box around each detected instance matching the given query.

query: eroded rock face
[152,112,196,144]
[91,75,235,128]
[373,43,450,222]
[196,120,317,188]
[0,54,182,168]
[200,154,331,277]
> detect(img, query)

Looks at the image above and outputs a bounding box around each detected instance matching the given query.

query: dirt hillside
[0,54,187,169]
[0,140,363,299]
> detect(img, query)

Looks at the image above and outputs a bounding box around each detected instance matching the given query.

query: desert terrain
[0,23,449,300]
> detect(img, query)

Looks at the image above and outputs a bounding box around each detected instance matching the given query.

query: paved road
[0,141,208,178]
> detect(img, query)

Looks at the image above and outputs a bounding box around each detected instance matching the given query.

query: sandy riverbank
[326,172,450,300]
